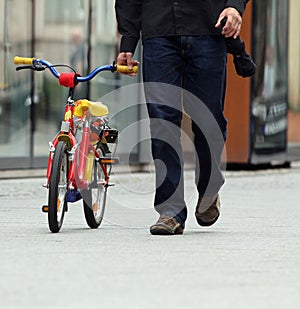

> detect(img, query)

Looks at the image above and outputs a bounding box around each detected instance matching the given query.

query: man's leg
[182,35,227,223]
[142,37,187,230]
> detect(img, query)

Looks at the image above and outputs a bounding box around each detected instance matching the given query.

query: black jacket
[115,0,249,53]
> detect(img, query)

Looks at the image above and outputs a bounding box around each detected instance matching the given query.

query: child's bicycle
[14,56,137,233]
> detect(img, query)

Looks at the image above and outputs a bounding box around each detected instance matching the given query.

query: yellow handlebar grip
[116,65,138,74]
[14,56,35,65]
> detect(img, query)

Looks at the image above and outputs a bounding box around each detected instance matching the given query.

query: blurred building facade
[0,0,142,169]
[0,0,299,169]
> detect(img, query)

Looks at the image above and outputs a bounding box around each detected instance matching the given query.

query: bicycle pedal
[41,205,68,212]
[107,182,115,187]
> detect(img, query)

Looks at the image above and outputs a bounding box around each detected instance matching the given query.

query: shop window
[45,0,86,24]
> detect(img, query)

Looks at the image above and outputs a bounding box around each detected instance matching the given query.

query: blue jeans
[142,35,227,226]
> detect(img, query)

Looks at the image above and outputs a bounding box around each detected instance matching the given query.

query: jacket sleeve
[225,0,249,16]
[115,0,142,54]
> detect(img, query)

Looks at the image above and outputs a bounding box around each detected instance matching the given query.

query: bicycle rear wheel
[48,141,68,233]
[81,145,108,228]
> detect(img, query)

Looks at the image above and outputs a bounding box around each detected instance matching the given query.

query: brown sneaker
[195,194,220,227]
[150,216,184,235]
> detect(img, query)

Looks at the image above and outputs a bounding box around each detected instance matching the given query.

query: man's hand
[215,7,242,39]
[117,52,139,76]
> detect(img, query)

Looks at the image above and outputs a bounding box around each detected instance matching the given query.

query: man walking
[115,0,249,235]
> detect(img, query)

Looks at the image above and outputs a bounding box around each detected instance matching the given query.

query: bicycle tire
[48,141,68,233]
[81,144,108,229]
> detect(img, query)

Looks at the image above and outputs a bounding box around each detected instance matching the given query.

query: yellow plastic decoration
[74,99,109,117]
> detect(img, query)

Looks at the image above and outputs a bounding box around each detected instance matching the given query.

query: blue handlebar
[77,65,113,82]
[35,59,113,82]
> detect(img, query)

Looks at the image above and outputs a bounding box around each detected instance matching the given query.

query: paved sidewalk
[0,164,300,309]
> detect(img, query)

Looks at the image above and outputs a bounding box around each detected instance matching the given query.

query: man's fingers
[117,52,127,65]
[126,52,133,69]
[215,14,226,28]
[116,52,138,76]
[216,7,242,38]
[233,24,241,39]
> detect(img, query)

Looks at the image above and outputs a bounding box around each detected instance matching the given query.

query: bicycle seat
[74,99,108,117]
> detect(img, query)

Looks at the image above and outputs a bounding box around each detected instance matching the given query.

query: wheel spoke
[82,145,108,228]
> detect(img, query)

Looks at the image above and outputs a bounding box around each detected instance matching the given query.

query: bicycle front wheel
[81,146,107,229]
[48,141,68,233]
